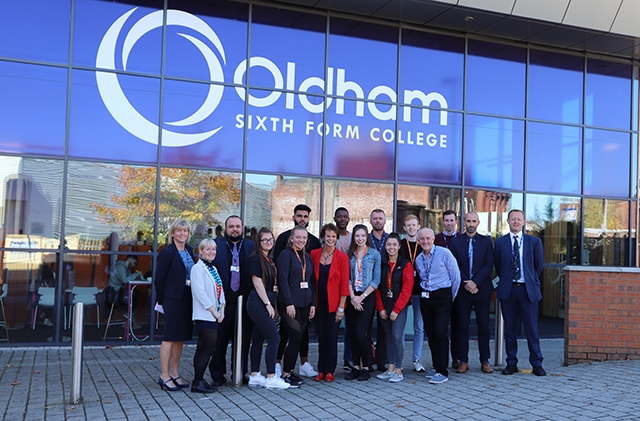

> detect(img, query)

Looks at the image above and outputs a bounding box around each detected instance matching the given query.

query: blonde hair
[169,218,191,244]
[198,237,216,252]
[404,214,419,223]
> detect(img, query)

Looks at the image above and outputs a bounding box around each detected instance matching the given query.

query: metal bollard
[71,302,84,404]
[494,300,504,367]
[232,295,243,387]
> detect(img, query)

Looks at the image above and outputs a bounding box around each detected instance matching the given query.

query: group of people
[152,205,546,393]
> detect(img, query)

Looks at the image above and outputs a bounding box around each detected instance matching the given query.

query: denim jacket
[349,247,381,292]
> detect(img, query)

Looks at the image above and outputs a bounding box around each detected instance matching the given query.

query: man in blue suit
[210,215,256,385]
[494,209,546,376]
[450,212,494,374]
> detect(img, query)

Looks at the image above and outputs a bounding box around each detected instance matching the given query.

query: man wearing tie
[211,215,256,386]
[494,209,546,376]
[450,212,494,374]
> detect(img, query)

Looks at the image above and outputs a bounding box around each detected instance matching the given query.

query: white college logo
[96,8,226,147]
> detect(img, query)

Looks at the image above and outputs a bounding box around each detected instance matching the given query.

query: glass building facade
[0,0,638,345]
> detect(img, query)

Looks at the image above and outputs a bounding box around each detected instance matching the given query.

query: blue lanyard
[370,232,386,253]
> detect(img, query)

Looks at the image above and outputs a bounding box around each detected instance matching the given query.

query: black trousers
[375,312,387,369]
[209,299,253,381]
[453,292,491,364]
[247,292,280,375]
[277,318,310,361]
[420,287,453,377]
[345,294,376,368]
[315,307,340,374]
[277,302,311,373]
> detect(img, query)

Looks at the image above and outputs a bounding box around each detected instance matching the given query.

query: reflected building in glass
[0,0,638,345]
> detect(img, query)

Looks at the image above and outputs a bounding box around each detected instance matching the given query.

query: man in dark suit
[450,212,494,374]
[210,215,255,385]
[494,209,546,376]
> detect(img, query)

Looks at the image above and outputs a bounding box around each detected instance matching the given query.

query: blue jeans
[379,307,409,367]
[401,294,424,361]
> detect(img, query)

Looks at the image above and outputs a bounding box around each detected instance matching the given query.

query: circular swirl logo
[96,8,226,147]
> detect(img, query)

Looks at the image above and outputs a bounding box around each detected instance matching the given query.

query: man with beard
[210,215,256,386]
[370,209,389,371]
[273,204,322,378]
[449,212,495,374]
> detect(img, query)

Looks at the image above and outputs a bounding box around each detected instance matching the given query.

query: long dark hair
[347,224,373,256]
[253,227,276,282]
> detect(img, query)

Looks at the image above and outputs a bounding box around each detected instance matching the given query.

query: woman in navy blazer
[155,219,196,391]
[310,223,350,382]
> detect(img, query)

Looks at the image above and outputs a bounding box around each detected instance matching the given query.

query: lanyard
[265,254,277,286]
[386,261,397,290]
[226,239,243,257]
[293,248,306,281]
[337,234,349,252]
[420,248,437,290]
[370,232,386,253]
[442,232,457,248]
[356,246,368,280]
[405,239,418,264]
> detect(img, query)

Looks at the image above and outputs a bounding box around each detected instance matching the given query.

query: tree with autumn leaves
[91,166,241,244]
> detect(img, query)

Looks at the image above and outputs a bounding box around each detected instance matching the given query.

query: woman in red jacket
[310,223,350,382]
[375,233,414,383]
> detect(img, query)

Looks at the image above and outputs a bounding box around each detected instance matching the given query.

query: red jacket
[310,248,350,313]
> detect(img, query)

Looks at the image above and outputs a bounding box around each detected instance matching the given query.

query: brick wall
[564,266,640,365]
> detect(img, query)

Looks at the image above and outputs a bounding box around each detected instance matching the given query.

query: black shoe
[357,369,370,381]
[157,377,180,392]
[451,359,461,369]
[242,373,250,385]
[345,368,361,380]
[502,365,518,375]
[283,373,302,387]
[191,379,217,393]
[532,366,546,376]
[290,372,304,385]
[212,377,227,387]
[377,364,386,372]
[170,376,190,389]
[343,361,354,372]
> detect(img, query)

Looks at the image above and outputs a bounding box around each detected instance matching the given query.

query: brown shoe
[481,362,493,373]
[456,362,469,373]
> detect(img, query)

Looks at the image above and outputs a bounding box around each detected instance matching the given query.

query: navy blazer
[450,233,494,300]
[212,236,256,301]
[154,242,195,304]
[494,233,544,303]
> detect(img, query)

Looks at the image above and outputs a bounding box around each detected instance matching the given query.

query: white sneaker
[377,370,394,380]
[299,362,318,377]
[275,363,282,377]
[413,360,425,372]
[264,376,290,390]
[248,373,266,387]
[389,371,404,383]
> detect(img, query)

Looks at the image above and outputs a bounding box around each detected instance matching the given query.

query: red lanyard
[405,239,418,264]
[386,261,396,290]
[356,246,368,279]
[293,248,306,280]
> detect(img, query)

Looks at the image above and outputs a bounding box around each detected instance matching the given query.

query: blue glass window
[586,59,632,130]
[584,129,630,197]
[465,115,524,189]
[164,7,247,83]
[0,0,70,64]
[74,1,163,75]
[526,122,582,195]
[324,100,396,181]
[0,62,67,156]
[528,51,583,124]
[69,70,160,163]
[397,109,462,184]
[467,41,525,118]
[328,20,398,102]
[160,80,243,169]
[400,31,464,111]
[245,89,322,175]
[249,8,325,91]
